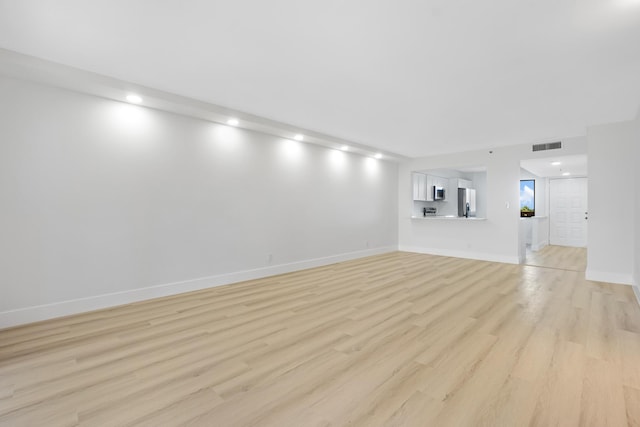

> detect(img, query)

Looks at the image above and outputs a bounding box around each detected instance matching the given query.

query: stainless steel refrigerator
[458,188,477,218]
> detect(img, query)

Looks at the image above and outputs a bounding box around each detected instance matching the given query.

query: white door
[549,178,588,247]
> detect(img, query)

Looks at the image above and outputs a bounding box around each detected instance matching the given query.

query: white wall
[586,120,636,285]
[634,108,640,298]
[0,77,399,327]
[398,137,587,264]
[471,171,488,219]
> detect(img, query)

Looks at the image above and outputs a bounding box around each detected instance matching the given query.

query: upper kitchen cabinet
[412,172,431,201]
[457,178,473,189]
[413,173,447,201]
[413,172,445,201]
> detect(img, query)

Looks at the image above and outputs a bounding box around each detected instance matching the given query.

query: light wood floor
[1,252,640,426]
[525,245,587,272]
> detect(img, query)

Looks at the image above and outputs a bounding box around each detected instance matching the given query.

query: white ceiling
[521,154,588,178]
[0,0,639,158]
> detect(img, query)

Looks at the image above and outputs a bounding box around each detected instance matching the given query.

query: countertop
[411,215,487,221]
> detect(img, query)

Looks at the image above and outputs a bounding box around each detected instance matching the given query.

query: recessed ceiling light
[374,153,383,159]
[551,161,562,166]
[562,172,571,176]
[294,134,304,141]
[126,94,142,104]
[341,145,349,151]
[227,118,239,126]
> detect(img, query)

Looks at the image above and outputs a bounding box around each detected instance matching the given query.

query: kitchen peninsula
[411,215,487,220]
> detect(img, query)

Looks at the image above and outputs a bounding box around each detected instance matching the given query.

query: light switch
[505,202,510,209]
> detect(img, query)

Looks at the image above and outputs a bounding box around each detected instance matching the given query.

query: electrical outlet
[365,240,370,248]
[266,254,273,264]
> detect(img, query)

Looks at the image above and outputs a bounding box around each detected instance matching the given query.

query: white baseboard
[0,246,397,329]
[531,240,549,251]
[398,245,520,265]
[585,269,633,285]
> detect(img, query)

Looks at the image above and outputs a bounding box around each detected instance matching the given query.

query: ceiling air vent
[532,141,562,152]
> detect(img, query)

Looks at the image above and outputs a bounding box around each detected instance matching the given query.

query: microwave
[434,186,445,200]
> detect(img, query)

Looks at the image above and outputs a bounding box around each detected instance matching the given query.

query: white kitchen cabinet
[413,173,451,201]
[412,172,428,201]
[433,176,447,188]
[457,178,473,189]
[426,175,434,201]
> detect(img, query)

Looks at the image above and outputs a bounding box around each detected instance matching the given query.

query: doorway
[519,154,588,272]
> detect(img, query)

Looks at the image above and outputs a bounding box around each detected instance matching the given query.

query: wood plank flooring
[1,251,639,426]
[525,245,587,272]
